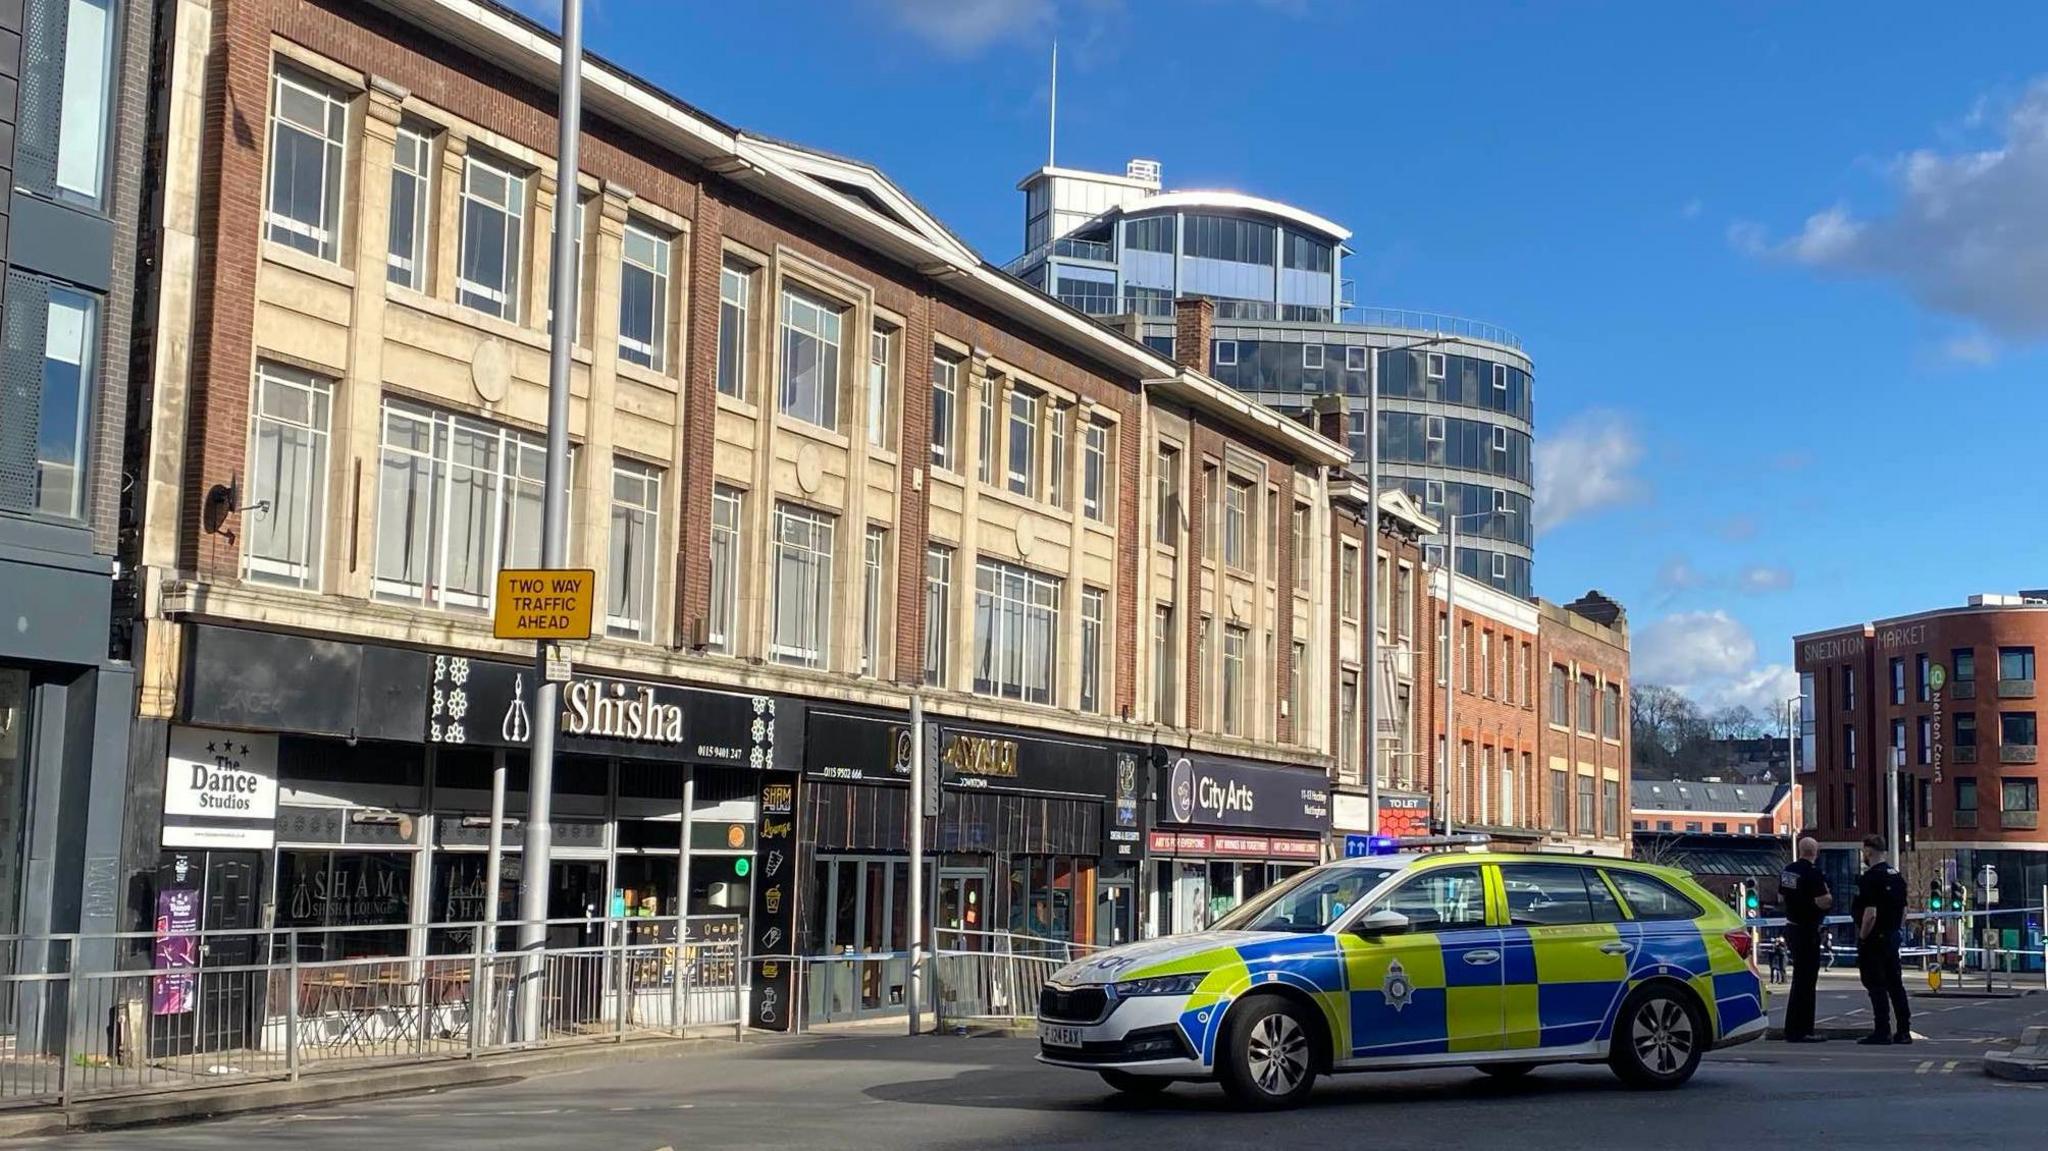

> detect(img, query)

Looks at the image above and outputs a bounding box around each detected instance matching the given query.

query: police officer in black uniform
[1779,835,1832,1042]
[1851,834,1911,1045]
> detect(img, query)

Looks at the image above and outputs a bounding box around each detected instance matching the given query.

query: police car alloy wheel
[1218,998,1319,1108]
[1098,1070,1172,1097]
[1610,985,1705,1089]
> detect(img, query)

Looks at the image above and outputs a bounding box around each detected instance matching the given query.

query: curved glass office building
[1007,161,1535,597]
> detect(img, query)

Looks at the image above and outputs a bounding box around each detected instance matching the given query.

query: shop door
[548,861,606,1029]
[809,856,921,1024]
[1094,863,1135,949]
[151,850,261,1058]
[936,867,989,950]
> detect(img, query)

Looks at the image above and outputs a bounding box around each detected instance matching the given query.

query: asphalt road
[18,983,2048,1151]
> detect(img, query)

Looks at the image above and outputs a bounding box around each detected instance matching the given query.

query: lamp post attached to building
[1436,507,1516,839]
[1365,335,1462,834]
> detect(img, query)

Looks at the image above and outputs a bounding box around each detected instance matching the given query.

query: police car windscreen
[1212,864,1400,934]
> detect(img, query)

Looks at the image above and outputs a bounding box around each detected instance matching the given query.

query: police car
[1037,852,1765,1108]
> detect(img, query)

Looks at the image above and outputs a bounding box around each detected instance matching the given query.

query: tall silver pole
[485,749,507,950]
[1886,746,1901,867]
[908,695,927,1036]
[481,748,507,1043]
[1785,698,1797,831]
[1364,354,1379,834]
[1046,41,1058,167]
[1441,515,1457,839]
[517,0,583,1043]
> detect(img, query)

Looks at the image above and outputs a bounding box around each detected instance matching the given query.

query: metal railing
[929,929,1095,1031]
[1340,306,1524,351]
[1053,236,1113,262]
[1753,906,2047,991]
[0,917,745,1108]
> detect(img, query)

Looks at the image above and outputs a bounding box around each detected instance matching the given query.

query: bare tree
[1712,704,1764,741]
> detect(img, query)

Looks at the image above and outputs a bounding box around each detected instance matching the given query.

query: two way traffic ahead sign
[493,568,597,640]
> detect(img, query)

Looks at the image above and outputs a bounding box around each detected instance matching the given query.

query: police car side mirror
[1352,909,1411,937]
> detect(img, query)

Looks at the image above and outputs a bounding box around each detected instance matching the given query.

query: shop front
[797,710,1140,1024]
[140,624,798,1050]
[1147,752,1331,936]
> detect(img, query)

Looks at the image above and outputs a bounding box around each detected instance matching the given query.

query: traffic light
[1929,880,1944,912]
[1742,879,1760,915]
[1950,882,1966,913]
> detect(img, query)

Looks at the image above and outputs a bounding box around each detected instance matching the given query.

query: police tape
[1743,907,2045,930]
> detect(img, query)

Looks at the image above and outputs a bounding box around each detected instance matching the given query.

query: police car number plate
[1038,1023,1084,1048]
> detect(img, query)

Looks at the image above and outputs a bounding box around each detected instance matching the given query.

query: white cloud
[1656,556,1704,594]
[1634,610,1798,715]
[878,0,1055,54]
[1635,611,1757,685]
[1533,410,1646,534]
[1738,564,1794,594]
[1942,332,1998,366]
[1740,78,2048,339]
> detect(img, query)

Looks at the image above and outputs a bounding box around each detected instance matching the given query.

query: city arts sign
[561,677,684,744]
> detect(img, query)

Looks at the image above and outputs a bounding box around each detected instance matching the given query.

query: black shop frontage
[131,624,800,1045]
[798,709,1144,1024]
[1147,751,1331,936]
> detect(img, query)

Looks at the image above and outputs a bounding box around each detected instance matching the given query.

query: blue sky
[515,0,2048,721]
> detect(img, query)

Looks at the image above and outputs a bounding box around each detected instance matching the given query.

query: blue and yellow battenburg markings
[1124,870,1765,1066]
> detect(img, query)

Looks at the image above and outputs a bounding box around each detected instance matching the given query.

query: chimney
[1565,590,1627,628]
[1173,296,1213,373]
[1311,394,1347,447]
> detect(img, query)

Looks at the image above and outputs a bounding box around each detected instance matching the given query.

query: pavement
[7,980,2047,1151]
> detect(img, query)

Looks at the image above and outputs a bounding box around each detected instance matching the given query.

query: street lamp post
[1784,694,1802,833]
[1436,507,1514,839]
[1364,335,1460,834]
[515,0,584,1044]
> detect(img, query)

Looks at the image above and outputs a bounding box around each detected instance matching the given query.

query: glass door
[809,855,928,1024]
[1095,861,1135,948]
[937,867,989,950]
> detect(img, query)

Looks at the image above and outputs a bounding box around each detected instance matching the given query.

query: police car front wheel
[1610,984,1705,1089]
[1217,996,1320,1109]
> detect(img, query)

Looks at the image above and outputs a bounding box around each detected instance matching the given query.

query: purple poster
[152,887,200,1016]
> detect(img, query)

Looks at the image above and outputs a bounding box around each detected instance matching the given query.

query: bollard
[469,942,484,1060]
[286,932,301,1081]
[733,957,745,1043]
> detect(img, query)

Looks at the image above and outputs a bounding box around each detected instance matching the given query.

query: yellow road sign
[493,568,596,640]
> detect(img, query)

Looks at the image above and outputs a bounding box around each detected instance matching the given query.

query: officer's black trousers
[1857,938,1910,1038]
[1784,924,1822,1038]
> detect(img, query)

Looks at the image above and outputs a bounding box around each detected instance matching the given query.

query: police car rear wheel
[1611,985,1704,1089]
[1099,1070,1171,1096]
[1218,997,1318,1109]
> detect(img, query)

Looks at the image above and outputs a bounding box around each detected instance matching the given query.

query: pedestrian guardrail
[1748,906,2045,991]
[0,916,745,1108]
[930,929,1095,1030]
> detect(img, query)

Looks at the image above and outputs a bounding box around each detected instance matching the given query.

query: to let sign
[493,569,596,640]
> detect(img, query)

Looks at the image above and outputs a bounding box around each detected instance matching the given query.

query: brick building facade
[113,0,1357,1013]
[1536,593,1633,855]
[1795,594,2048,920]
